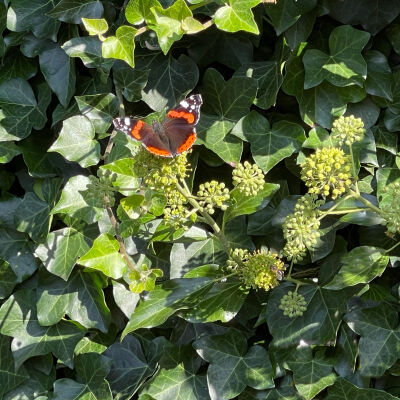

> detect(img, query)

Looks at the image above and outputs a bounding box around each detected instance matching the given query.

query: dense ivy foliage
[1,0,400,399]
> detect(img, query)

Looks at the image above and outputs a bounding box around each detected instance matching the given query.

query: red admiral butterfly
[113,94,203,157]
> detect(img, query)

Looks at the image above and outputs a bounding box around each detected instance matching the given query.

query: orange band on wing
[167,110,195,124]
[131,120,144,140]
[145,146,172,157]
[177,132,196,154]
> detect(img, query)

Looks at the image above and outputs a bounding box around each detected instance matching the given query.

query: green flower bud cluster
[380,182,400,235]
[226,248,250,270]
[197,180,230,215]
[163,204,192,230]
[331,115,365,146]
[279,291,307,318]
[232,161,265,196]
[238,250,285,291]
[85,170,117,207]
[128,264,163,294]
[301,147,352,199]
[283,194,323,262]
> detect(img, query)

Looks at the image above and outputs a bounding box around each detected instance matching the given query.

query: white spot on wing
[124,117,130,125]
[180,100,189,108]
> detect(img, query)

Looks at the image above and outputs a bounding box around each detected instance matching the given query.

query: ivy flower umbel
[279,291,307,318]
[197,180,230,215]
[283,194,323,262]
[301,147,352,199]
[226,248,250,270]
[331,115,365,146]
[232,161,265,196]
[380,182,400,235]
[238,250,285,291]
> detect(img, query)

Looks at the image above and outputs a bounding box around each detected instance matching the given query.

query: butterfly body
[113,94,203,157]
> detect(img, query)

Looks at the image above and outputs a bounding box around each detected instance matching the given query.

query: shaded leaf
[47,0,104,24]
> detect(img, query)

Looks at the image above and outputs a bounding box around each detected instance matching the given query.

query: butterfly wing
[113,117,173,157]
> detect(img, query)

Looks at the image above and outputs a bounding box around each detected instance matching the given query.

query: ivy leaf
[303,25,370,89]
[125,0,160,25]
[149,0,192,54]
[0,289,85,369]
[232,112,305,172]
[104,335,154,400]
[37,269,111,332]
[121,278,214,338]
[0,141,21,164]
[6,0,60,39]
[0,52,37,83]
[136,52,199,111]
[52,353,112,400]
[214,0,260,35]
[365,50,393,101]
[325,246,389,290]
[0,78,46,141]
[327,377,400,399]
[113,64,149,102]
[75,93,119,134]
[344,303,400,377]
[202,68,257,121]
[52,175,105,224]
[0,229,37,282]
[265,0,317,35]
[100,158,140,194]
[78,233,127,279]
[35,227,92,280]
[0,262,18,299]
[14,192,51,242]
[47,0,104,24]
[224,183,279,224]
[0,335,29,399]
[267,283,352,348]
[194,329,274,400]
[234,61,283,109]
[102,26,137,68]
[81,18,108,36]
[39,43,75,107]
[286,348,336,400]
[49,115,100,167]
[62,37,114,70]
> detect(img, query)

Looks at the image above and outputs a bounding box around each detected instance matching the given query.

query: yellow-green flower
[232,161,265,196]
[239,250,285,291]
[227,248,250,270]
[283,194,323,262]
[197,180,230,215]
[331,115,365,146]
[301,147,352,199]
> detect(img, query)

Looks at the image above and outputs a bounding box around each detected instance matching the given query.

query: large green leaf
[125,0,160,25]
[78,233,127,279]
[52,353,112,400]
[0,262,18,299]
[35,227,92,280]
[267,283,352,348]
[113,64,149,102]
[0,289,85,369]
[104,335,154,400]
[344,303,400,377]
[0,52,37,84]
[214,0,260,35]
[102,26,137,68]
[231,112,305,172]
[325,246,389,290]
[136,52,199,111]
[327,377,400,399]
[37,269,110,332]
[39,44,75,107]
[47,0,104,24]
[0,335,29,399]
[51,175,105,224]
[365,50,393,101]
[194,329,274,400]
[303,25,370,89]
[0,78,46,141]
[286,348,336,400]
[121,278,215,338]
[0,141,21,164]
[234,61,283,109]
[49,115,100,167]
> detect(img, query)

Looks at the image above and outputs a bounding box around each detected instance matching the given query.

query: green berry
[331,115,365,146]
[232,161,265,196]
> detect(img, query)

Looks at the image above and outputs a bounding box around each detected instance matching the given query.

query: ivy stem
[385,241,400,254]
[176,180,231,254]
[318,194,353,220]
[102,84,136,272]
[284,276,307,287]
[349,189,385,218]
[349,144,360,195]
[320,207,366,216]
[287,259,294,278]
